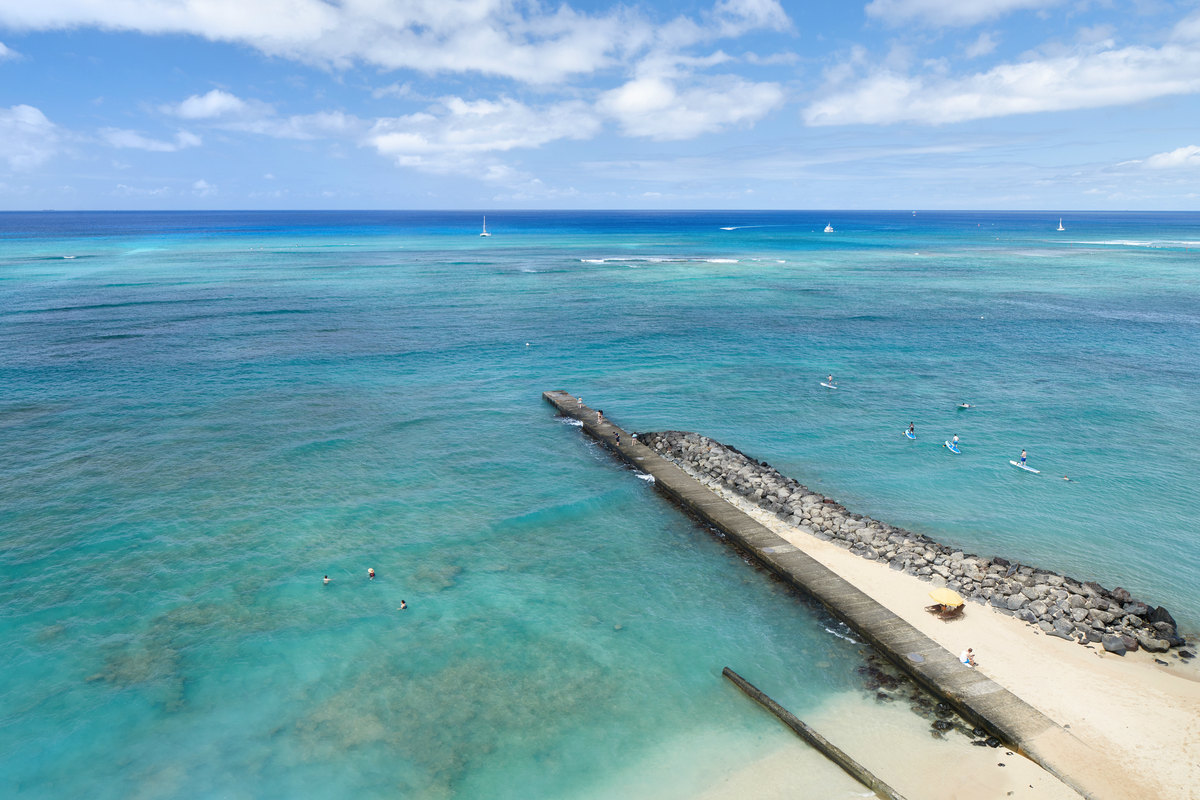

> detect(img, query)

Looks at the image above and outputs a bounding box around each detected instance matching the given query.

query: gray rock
[1102,634,1127,655]
[1005,594,1028,611]
[1052,618,1076,639]
[1135,631,1170,653]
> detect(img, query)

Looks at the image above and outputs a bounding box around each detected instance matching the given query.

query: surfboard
[1010,460,1040,474]
[945,441,960,453]
[820,382,837,389]
[905,430,916,439]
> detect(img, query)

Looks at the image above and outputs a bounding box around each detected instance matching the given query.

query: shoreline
[641,430,1200,799]
[543,392,1200,798]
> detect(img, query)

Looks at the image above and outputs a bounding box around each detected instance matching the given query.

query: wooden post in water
[723,667,908,800]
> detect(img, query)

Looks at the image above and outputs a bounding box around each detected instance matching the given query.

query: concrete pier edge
[723,667,908,800]
[543,390,1133,800]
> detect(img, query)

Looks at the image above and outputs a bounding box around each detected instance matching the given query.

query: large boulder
[1135,631,1171,653]
[1102,634,1127,655]
[1149,606,1177,627]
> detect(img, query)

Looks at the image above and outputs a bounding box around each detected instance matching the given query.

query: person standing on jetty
[960,648,976,667]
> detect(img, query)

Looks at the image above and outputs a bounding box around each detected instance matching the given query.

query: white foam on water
[1075,239,1200,249]
[636,472,655,483]
[560,418,584,427]
[823,624,859,644]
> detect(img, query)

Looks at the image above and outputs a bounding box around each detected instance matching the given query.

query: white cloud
[0,41,18,60]
[964,32,997,59]
[192,179,216,196]
[101,128,202,151]
[169,89,253,120]
[599,74,783,140]
[1144,145,1200,169]
[367,96,600,173]
[0,1,788,85]
[804,38,1200,126]
[166,90,363,140]
[712,0,790,36]
[0,105,60,170]
[865,0,1059,27]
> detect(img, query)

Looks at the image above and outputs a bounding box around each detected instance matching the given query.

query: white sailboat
[823,223,834,233]
[1056,218,1065,232]
[480,216,491,237]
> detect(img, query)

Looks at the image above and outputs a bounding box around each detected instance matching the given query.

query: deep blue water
[2,210,1198,798]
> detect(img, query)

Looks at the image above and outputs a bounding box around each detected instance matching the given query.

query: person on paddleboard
[1020,449,1027,467]
[953,434,959,448]
[908,422,915,435]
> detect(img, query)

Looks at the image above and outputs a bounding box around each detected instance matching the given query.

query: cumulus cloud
[599,74,783,139]
[1144,145,1200,169]
[0,41,18,60]
[192,178,216,196]
[367,96,600,173]
[165,90,363,140]
[0,0,789,85]
[0,0,621,84]
[804,37,1200,126]
[0,104,60,170]
[101,128,202,151]
[169,89,254,120]
[865,0,1059,27]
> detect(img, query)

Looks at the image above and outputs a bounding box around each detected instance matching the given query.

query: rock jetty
[638,430,1188,656]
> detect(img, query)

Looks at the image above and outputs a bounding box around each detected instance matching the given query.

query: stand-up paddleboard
[1010,460,1040,474]
[820,382,837,389]
[905,430,916,439]
[944,441,961,453]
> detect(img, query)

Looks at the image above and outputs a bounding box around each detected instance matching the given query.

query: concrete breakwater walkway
[639,431,1187,658]
[543,390,1145,800]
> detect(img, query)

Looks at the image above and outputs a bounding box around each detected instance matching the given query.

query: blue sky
[2,0,1200,210]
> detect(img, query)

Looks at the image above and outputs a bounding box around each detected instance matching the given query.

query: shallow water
[2,210,1198,797]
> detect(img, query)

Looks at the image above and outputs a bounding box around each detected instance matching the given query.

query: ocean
[2,210,1198,798]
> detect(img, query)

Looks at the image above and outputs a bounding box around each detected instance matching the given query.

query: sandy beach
[712,484,1200,800]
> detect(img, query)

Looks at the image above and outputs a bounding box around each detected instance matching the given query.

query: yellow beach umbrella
[928,588,964,607]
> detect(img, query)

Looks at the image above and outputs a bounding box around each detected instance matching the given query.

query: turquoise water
[2,210,1199,797]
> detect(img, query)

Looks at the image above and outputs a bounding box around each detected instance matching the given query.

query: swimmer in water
[399,600,407,610]
[323,575,330,585]
[368,568,375,580]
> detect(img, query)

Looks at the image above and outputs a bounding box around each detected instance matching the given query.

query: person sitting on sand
[960,648,976,668]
